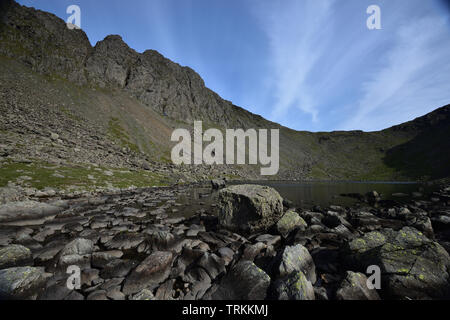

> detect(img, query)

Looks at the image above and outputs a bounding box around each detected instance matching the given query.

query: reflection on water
[174,186,219,217]
[175,181,430,217]
[229,181,427,209]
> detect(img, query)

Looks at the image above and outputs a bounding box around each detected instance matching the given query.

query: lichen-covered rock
[276,210,307,238]
[0,267,51,299]
[0,244,32,269]
[218,185,284,233]
[209,260,270,300]
[273,271,315,300]
[278,244,316,284]
[336,271,380,300]
[92,251,124,269]
[100,259,138,279]
[342,227,450,299]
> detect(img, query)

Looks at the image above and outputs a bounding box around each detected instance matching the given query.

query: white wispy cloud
[253,0,337,123]
[342,15,450,131]
[252,0,450,131]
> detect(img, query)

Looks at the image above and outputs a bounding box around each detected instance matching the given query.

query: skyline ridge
[15,0,450,132]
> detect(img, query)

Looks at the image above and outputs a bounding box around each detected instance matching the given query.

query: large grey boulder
[0,244,33,269]
[342,227,450,299]
[209,261,271,300]
[218,185,284,233]
[336,271,381,300]
[273,271,315,300]
[0,267,51,299]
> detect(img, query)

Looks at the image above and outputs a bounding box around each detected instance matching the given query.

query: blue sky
[17,0,450,132]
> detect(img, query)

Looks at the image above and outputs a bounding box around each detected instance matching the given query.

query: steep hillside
[0,0,449,191]
[383,105,450,180]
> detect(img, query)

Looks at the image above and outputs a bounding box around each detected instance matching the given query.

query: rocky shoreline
[0,180,449,300]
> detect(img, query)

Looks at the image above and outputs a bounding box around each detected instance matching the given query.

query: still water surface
[176,181,428,217]
[229,181,424,208]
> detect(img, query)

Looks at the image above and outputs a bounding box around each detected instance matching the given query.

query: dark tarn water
[175,181,431,217]
[230,181,428,209]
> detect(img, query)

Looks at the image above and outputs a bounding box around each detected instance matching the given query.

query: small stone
[50,133,59,141]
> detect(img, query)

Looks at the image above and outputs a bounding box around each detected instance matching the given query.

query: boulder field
[0,183,449,300]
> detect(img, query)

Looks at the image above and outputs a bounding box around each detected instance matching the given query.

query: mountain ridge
[0,0,449,188]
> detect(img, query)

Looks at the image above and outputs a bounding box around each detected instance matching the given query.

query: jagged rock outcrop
[0,1,237,126]
[0,0,91,84]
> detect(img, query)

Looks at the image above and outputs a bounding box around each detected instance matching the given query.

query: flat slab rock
[0,201,64,223]
[122,251,173,295]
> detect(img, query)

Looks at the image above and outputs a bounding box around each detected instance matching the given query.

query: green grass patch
[0,160,171,191]
[108,117,140,154]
